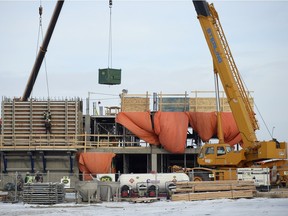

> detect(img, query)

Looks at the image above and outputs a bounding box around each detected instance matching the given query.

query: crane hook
[39,5,43,17]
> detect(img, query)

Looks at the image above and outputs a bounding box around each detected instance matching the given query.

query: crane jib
[207,28,222,63]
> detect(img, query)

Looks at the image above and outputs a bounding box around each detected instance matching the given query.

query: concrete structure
[0,92,254,189]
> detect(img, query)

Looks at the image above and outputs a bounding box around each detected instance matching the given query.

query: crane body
[192,0,288,185]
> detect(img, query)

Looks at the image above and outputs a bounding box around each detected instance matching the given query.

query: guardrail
[0,133,149,150]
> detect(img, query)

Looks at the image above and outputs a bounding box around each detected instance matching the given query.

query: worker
[17,173,24,191]
[35,171,43,183]
[25,172,33,183]
[276,171,282,188]
[43,111,52,134]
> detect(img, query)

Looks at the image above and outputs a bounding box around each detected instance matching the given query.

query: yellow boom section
[193,1,259,149]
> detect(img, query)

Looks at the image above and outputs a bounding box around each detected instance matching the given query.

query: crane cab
[198,143,245,167]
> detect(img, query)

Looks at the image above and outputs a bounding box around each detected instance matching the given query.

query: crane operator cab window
[217,146,226,156]
[198,146,215,158]
[205,146,215,155]
[226,146,233,153]
[199,146,214,158]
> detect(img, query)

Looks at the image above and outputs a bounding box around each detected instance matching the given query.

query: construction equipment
[191,0,288,186]
[21,0,64,101]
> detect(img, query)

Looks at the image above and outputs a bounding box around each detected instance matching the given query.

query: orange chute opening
[116,111,241,154]
[78,152,115,180]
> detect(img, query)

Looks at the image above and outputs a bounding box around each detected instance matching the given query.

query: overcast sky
[0,0,287,142]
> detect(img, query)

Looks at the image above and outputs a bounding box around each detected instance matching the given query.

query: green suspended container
[98,68,121,85]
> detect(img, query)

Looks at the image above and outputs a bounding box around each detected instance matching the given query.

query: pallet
[130,197,159,203]
[0,191,8,202]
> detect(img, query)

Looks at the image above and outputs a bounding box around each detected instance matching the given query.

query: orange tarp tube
[186,112,241,145]
[154,112,189,153]
[116,111,241,154]
[221,112,242,145]
[115,111,160,145]
[186,112,216,142]
[78,152,115,180]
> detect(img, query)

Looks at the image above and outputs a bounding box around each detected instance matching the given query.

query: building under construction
[0,91,253,188]
[0,0,259,189]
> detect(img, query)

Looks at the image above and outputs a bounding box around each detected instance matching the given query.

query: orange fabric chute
[186,112,217,142]
[221,112,242,145]
[186,112,241,145]
[116,111,241,153]
[78,152,115,180]
[154,112,189,153]
[115,112,159,145]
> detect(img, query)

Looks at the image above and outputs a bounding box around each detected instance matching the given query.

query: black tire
[192,171,211,181]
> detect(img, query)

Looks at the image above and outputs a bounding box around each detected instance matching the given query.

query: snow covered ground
[1,198,287,216]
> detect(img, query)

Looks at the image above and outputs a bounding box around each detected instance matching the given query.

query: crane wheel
[192,172,211,181]
[193,176,204,181]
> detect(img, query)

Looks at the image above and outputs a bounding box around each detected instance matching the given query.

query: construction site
[1,0,288,205]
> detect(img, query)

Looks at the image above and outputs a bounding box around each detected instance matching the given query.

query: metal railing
[0,133,149,150]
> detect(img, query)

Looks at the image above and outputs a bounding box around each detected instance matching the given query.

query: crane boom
[21,0,64,101]
[193,0,258,149]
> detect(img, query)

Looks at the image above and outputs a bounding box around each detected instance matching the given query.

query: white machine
[237,168,270,191]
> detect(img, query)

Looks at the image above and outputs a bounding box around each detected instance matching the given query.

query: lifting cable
[35,0,50,99]
[239,72,274,139]
[107,0,113,68]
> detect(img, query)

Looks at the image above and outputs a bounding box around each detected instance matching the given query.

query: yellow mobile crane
[191,0,288,185]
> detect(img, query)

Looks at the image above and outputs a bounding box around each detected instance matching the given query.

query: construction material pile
[23,183,65,204]
[171,180,256,201]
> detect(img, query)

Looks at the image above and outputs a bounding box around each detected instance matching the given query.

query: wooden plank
[171,190,254,201]
[174,185,255,193]
[130,197,159,203]
[176,180,254,185]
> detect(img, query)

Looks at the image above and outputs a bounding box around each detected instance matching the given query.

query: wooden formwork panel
[121,97,150,112]
[189,97,254,112]
[1,99,83,147]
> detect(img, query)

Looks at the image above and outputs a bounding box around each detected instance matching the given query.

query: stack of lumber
[0,191,8,202]
[171,180,256,201]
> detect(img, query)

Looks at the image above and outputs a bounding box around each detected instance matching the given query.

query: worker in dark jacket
[43,111,52,134]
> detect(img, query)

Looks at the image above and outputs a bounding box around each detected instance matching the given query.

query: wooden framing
[1,98,83,148]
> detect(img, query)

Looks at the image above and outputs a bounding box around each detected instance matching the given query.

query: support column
[151,145,158,172]
[123,154,129,173]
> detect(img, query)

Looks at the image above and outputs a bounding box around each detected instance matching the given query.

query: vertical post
[184,154,187,169]
[184,91,188,111]
[2,153,7,173]
[153,92,158,111]
[146,91,149,111]
[159,92,162,111]
[42,152,47,173]
[14,172,18,202]
[214,71,224,143]
[151,146,158,172]
[69,152,73,173]
[84,132,87,153]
